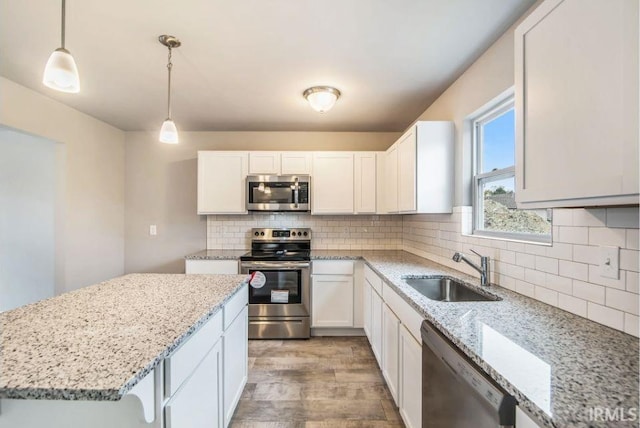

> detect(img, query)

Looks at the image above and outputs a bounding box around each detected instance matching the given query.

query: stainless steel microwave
[246,175,310,212]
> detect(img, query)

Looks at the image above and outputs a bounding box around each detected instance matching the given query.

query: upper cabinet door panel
[281,152,313,175]
[385,145,399,213]
[248,152,281,175]
[515,0,639,208]
[197,151,248,214]
[312,152,355,214]
[354,152,377,214]
[397,128,417,213]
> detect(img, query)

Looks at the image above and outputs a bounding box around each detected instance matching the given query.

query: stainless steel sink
[404,277,500,302]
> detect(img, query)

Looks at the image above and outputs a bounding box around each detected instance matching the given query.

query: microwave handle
[293,177,299,208]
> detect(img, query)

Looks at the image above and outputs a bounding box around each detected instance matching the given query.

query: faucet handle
[469,249,487,259]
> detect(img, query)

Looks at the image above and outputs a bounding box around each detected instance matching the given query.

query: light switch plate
[599,246,619,279]
[149,225,157,236]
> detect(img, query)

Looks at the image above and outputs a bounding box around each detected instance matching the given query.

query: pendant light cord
[61,0,66,48]
[167,47,173,119]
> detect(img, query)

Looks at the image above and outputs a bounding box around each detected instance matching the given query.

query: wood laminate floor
[230,337,405,428]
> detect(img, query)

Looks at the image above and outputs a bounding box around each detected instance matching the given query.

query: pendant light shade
[43,48,80,93]
[159,119,179,144]
[43,0,80,93]
[303,86,341,113]
[158,35,181,144]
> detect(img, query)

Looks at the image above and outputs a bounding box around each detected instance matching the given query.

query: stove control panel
[251,228,311,241]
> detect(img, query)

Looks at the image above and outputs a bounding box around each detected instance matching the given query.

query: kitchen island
[0,273,249,428]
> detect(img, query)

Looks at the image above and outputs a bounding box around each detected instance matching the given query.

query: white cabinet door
[370,288,383,366]
[312,152,355,214]
[197,151,248,214]
[516,406,542,428]
[185,260,238,274]
[248,152,281,175]
[311,275,354,327]
[382,303,400,405]
[397,128,417,213]
[165,340,223,428]
[354,152,377,214]
[223,306,248,427]
[375,152,387,214]
[515,0,639,208]
[363,278,372,340]
[385,145,398,213]
[281,152,313,175]
[399,324,422,428]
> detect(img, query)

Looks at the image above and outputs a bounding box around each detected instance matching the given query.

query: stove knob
[254,231,260,236]
[260,231,265,236]
[303,231,308,236]
[297,231,302,236]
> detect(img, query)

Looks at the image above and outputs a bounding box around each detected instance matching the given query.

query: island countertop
[0,273,247,401]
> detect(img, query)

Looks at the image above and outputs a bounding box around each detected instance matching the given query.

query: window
[472,95,551,242]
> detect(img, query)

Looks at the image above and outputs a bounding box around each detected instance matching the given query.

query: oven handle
[241,262,310,270]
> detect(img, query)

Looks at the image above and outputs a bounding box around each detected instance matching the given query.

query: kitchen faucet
[452,249,491,287]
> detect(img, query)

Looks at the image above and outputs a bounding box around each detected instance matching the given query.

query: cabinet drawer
[383,283,424,343]
[364,264,383,295]
[224,284,248,330]
[185,260,238,274]
[165,310,223,397]
[312,260,354,275]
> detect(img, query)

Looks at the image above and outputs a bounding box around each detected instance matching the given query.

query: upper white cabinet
[248,152,281,175]
[312,152,355,214]
[385,145,399,213]
[198,151,248,215]
[354,152,377,214]
[281,152,313,175]
[515,0,639,208]
[249,151,313,175]
[387,122,454,214]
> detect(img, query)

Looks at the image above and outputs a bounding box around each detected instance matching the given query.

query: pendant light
[43,0,80,93]
[303,86,341,113]
[158,35,181,144]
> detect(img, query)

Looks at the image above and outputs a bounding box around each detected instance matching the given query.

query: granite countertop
[187,248,639,427]
[0,273,247,401]
[186,249,248,260]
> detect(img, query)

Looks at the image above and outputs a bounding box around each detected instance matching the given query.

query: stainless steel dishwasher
[421,320,516,428]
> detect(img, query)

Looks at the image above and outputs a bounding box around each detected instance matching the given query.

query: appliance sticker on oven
[271,290,289,303]
[249,271,266,288]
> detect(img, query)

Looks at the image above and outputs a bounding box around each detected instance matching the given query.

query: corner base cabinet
[514,0,639,208]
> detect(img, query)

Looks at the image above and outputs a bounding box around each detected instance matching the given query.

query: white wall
[0,129,59,310]
[0,77,125,293]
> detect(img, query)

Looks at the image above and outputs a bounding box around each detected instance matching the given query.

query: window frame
[471,96,552,244]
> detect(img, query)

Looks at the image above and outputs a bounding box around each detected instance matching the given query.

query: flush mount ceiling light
[303,86,341,113]
[43,0,80,93]
[158,35,181,144]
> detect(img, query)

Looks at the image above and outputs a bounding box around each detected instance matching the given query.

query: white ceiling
[0,0,535,132]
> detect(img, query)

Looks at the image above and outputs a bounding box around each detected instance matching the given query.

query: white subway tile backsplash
[558,293,588,317]
[557,226,589,245]
[525,268,546,286]
[545,242,573,261]
[552,209,573,226]
[572,245,599,265]
[573,280,606,304]
[559,260,589,281]
[624,313,639,337]
[544,273,573,295]
[535,256,559,274]
[515,280,535,298]
[589,227,626,247]
[587,302,624,330]
[587,265,626,290]
[573,208,606,227]
[626,271,639,294]
[620,249,639,272]
[534,286,559,306]
[605,288,639,316]
[606,207,639,229]
[627,229,640,250]
[516,253,536,269]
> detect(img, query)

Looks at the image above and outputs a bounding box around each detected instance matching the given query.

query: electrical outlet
[149,225,157,236]
[599,246,619,279]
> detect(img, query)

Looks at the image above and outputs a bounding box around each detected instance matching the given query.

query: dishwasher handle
[421,320,516,428]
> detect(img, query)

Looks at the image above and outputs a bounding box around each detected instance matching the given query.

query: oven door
[246,175,310,212]
[240,261,310,318]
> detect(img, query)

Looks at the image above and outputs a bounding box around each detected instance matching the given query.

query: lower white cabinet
[223,306,248,427]
[399,324,422,428]
[370,288,383,366]
[312,274,354,327]
[165,340,223,428]
[363,279,372,339]
[185,260,239,274]
[382,303,400,404]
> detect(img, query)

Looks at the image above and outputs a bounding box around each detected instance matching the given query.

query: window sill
[463,230,552,247]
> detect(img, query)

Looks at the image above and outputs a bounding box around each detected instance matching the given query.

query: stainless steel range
[240,228,311,339]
